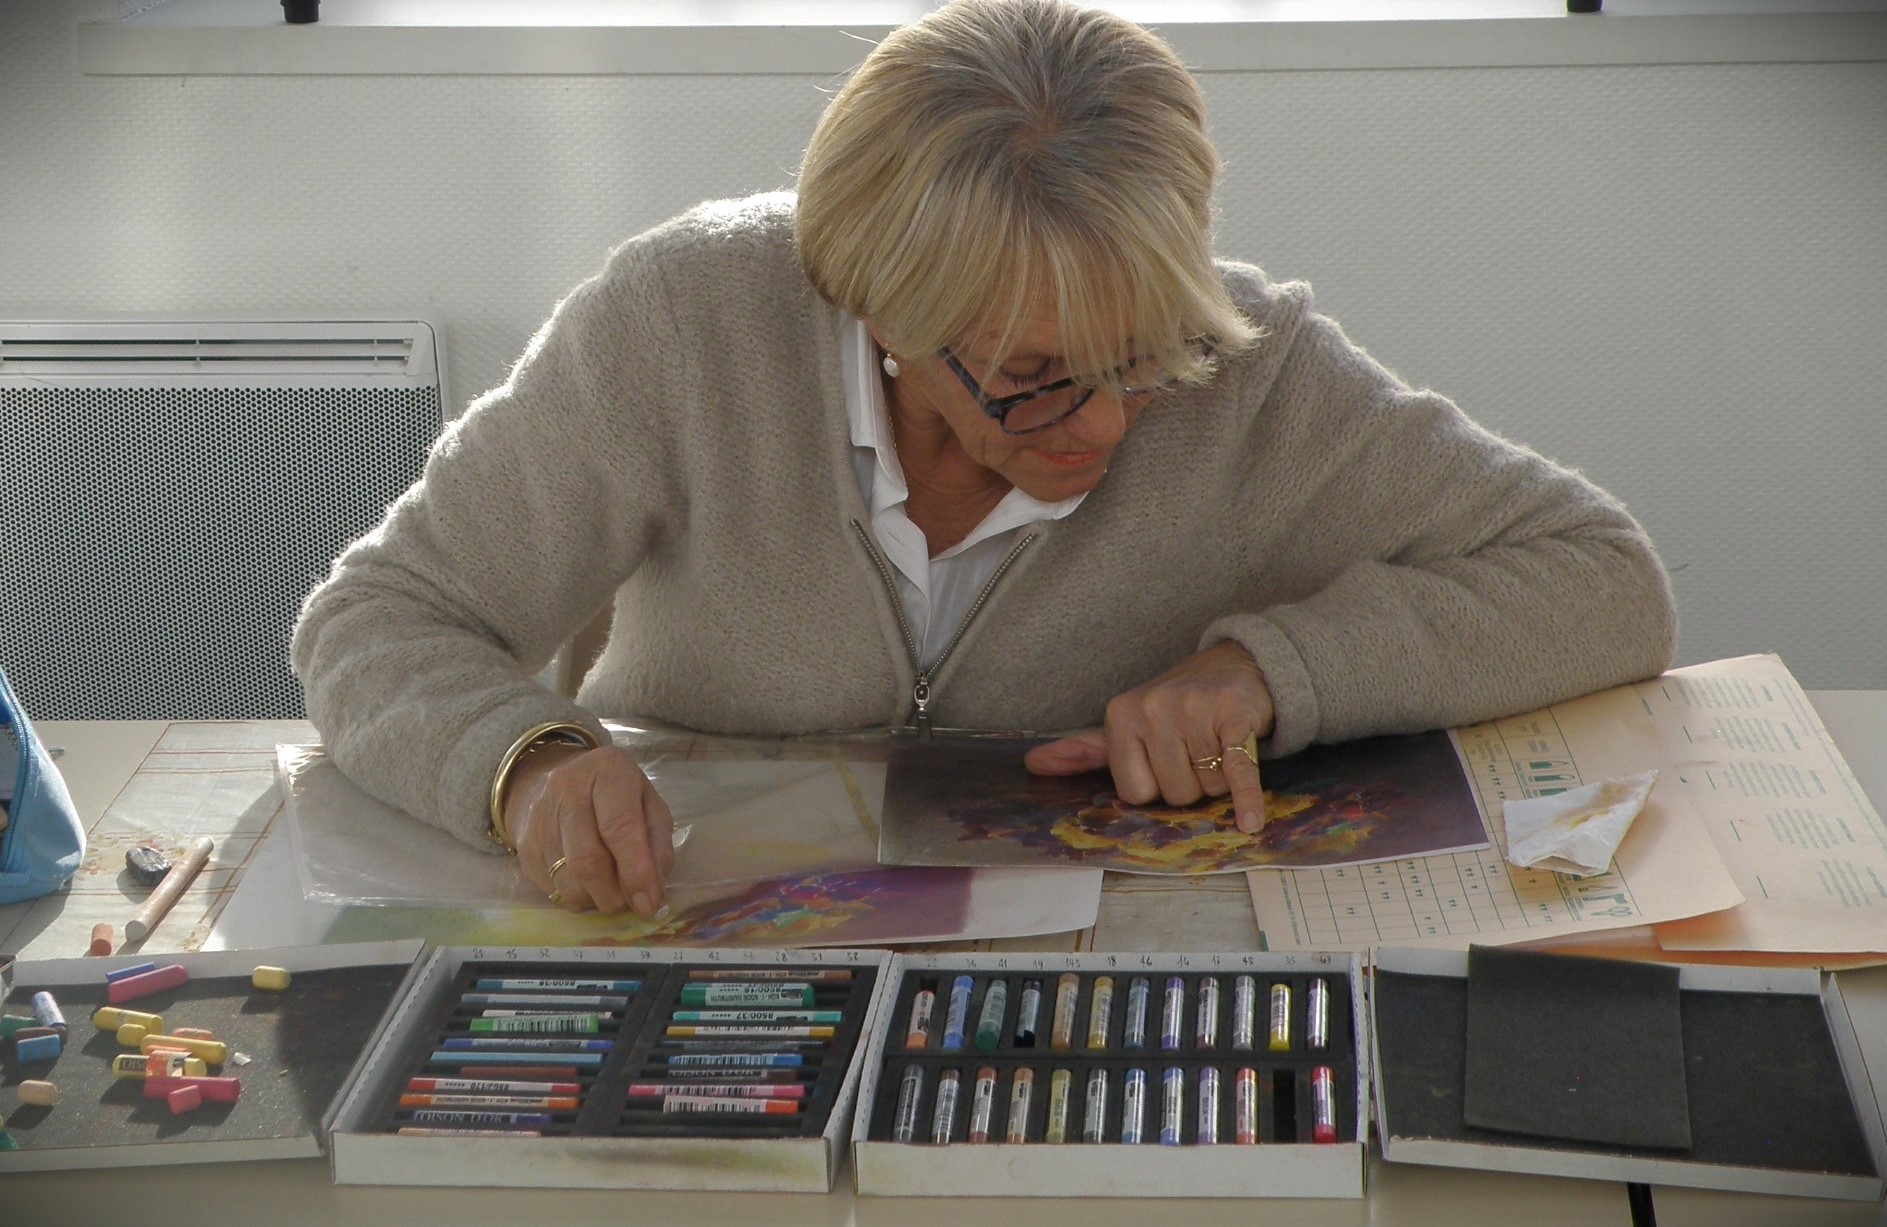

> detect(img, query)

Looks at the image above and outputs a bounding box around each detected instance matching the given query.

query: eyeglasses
[938,341,1214,435]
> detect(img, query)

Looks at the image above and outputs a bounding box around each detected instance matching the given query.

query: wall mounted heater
[0,320,444,720]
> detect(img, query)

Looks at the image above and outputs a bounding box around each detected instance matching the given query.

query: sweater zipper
[850,520,1039,734]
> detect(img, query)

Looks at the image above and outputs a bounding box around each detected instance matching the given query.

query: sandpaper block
[1463,944,1691,1150]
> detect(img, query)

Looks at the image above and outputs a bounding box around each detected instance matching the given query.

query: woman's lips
[1037,448,1099,469]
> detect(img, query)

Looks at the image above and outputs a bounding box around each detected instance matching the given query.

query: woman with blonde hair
[294,0,1675,916]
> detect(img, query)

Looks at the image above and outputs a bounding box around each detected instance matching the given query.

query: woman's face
[881,305,1155,503]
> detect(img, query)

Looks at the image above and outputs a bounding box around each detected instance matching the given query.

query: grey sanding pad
[1463,945,1691,1150]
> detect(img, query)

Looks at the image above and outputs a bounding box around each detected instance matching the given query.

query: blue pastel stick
[16,1034,62,1062]
[105,962,158,984]
[941,975,974,1050]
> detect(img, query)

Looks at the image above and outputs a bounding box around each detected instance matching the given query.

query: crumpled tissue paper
[1501,769,1659,878]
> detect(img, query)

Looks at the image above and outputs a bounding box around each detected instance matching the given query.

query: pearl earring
[881,352,901,379]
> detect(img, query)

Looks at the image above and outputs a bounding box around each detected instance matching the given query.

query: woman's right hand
[504,743,676,917]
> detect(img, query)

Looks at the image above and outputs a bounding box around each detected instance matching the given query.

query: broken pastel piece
[125,845,172,886]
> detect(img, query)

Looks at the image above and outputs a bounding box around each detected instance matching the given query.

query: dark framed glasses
[938,341,1213,435]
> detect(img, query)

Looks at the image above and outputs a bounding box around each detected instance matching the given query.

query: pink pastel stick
[168,1084,204,1116]
[144,1075,240,1105]
[107,963,189,1004]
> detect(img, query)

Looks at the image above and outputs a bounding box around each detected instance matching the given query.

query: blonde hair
[796,0,1257,387]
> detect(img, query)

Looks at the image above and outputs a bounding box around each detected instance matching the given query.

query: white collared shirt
[841,314,1087,669]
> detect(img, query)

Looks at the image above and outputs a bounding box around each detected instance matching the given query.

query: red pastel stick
[398,1094,579,1111]
[1311,1066,1338,1144]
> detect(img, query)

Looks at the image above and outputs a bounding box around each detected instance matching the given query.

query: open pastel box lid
[3,941,895,1189]
[0,941,426,1172]
[1370,946,1887,1203]
[323,944,895,1192]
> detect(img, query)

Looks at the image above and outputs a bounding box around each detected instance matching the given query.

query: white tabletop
[4,695,1886,1224]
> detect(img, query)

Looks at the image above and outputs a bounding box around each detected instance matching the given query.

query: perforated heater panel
[0,383,439,719]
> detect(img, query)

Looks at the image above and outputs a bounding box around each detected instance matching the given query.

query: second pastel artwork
[878,731,1489,875]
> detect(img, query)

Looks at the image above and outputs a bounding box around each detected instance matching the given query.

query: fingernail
[632,892,652,916]
[1237,812,1257,833]
[654,903,672,921]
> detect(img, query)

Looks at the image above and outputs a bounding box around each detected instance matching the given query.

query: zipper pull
[912,674,933,737]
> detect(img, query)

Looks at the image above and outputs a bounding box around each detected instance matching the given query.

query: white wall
[4,0,1884,686]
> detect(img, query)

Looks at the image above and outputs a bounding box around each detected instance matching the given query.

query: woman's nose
[1061,386,1130,446]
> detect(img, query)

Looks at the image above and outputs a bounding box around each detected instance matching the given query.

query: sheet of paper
[256,721,1105,950]
[215,802,1104,951]
[1645,655,1887,953]
[1248,679,1744,952]
[1513,925,1887,971]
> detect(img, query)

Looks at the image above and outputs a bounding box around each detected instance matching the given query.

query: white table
[4,697,1886,1225]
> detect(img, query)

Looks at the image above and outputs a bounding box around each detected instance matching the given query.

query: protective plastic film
[282,722,888,908]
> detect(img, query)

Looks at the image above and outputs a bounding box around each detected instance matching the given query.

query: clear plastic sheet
[282,722,891,908]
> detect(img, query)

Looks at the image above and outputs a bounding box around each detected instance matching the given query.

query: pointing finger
[1219,736,1266,834]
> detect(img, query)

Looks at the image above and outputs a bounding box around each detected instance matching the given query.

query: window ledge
[78,0,1887,75]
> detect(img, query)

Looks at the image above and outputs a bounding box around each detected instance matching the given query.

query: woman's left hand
[1023,641,1275,833]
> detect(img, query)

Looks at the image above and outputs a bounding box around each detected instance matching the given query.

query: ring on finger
[1193,732,1261,774]
[547,855,569,880]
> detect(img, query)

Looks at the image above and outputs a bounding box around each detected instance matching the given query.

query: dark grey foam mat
[1,965,409,1152]
[1376,967,1877,1176]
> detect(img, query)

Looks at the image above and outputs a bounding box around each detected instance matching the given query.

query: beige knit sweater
[292,193,1677,850]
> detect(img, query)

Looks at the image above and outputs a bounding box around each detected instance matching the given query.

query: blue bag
[0,665,85,905]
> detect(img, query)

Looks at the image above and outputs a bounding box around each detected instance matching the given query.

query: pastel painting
[326,866,983,948]
[878,731,1488,874]
[634,866,977,946]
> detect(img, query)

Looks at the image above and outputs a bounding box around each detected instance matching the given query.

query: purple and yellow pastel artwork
[326,866,977,949]
[880,730,1489,874]
[632,866,974,946]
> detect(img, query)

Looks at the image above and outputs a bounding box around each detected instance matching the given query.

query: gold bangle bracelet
[485,720,600,853]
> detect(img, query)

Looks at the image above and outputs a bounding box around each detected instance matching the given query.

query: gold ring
[1193,733,1260,774]
[547,856,569,880]
[547,889,564,905]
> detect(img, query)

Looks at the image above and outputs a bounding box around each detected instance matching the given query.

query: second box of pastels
[851,952,1365,1198]
[325,946,890,1190]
